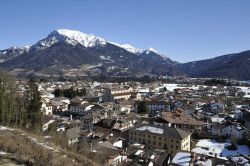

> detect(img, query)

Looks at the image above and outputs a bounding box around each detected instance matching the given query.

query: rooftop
[159,109,204,126]
[131,124,191,140]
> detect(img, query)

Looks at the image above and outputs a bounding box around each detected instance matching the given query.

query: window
[164,143,167,149]
[159,142,161,146]
[159,137,162,140]
[176,140,179,143]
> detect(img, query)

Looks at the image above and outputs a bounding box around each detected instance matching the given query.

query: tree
[0,72,17,126]
[0,72,31,128]
[79,88,87,96]
[137,101,148,114]
[0,72,44,131]
[53,87,87,99]
[53,88,63,97]
[24,79,42,131]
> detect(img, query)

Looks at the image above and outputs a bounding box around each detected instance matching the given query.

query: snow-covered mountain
[1,29,168,58]
[109,42,167,58]
[0,45,31,63]
[0,29,181,77]
[109,42,143,54]
[28,29,107,52]
[2,29,249,80]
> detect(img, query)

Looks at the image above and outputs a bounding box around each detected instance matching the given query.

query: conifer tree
[24,79,42,131]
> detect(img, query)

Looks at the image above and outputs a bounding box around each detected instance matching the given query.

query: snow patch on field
[171,152,191,166]
[192,139,250,159]
[100,56,111,60]
[0,151,7,155]
[44,135,52,139]
[28,136,58,152]
[156,84,203,92]
[0,126,14,131]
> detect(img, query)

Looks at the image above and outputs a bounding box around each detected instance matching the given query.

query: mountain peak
[147,47,159,53]
[144,47,167,58]
[52,29,107,48]
[109,42,143,54]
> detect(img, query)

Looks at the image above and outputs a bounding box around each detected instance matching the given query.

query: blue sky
[1,0,250,62]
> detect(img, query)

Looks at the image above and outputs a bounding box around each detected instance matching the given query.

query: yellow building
[129,125,191,154]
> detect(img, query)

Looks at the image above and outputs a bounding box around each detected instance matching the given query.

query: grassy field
[0,126,101,166]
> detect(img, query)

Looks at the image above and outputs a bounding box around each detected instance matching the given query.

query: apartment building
[129,125,191,154]
[111,87,133,100]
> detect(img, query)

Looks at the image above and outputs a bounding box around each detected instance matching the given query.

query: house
[68,101,89,114]
[96,146,126,166]
[146,100,169,115]
[55,97,70,104]
[94,118,117,133]
[94,118,133,139]
[210,101,225,113]
[154,109,204,133]
[118,101,133,113]
[133,99,169,115]
[207,117,249,140]
[99,88,114,102]
[121,145,170,166]
[41,103,53,116]
[81,110,108,130]
[51,99,69,112]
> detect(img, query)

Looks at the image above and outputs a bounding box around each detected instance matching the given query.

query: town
[2,76,249,166]
[1,0,250,165]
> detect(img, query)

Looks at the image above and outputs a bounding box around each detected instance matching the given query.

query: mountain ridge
[1,29,250,80]
[0,29,182,77]
[180,50,250,80]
